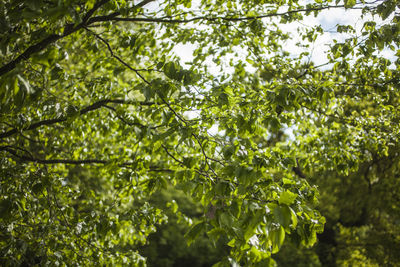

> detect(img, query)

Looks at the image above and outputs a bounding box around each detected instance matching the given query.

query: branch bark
[0,145,171,172]
[89,5,348,25]
[0,0,134,77]
[0,99,153,139]
[0,0,110,77]
[0,2,351,77]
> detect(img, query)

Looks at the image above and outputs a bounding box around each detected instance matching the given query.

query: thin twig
[84,27,151,85]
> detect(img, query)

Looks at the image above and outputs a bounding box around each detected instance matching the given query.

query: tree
[0,0,399,265]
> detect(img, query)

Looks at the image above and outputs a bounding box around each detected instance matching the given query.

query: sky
[142,0,397,136]
[167,2,396,69]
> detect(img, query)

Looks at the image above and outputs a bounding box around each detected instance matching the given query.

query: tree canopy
[1,0,399,266]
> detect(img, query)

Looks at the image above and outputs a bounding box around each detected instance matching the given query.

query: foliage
[307,147,400,266]
[138,186,230,266]
[0,0,399,266]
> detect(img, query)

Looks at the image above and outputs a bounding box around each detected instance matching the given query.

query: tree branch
[0,99,153,139]
[0,0,157,77]
[102,104,162,129]
[1,146,172,172]
[89,5,349,25]
[292,158,306,178]
[0,34,61,76]
[135,0,156,8]
[1,146,107,164]
[192,133,218,180]
[82,0,111,23]
[0,0,110,77]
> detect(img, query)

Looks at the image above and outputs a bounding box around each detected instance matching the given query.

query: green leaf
[185,221,206,246]
[164,62,183,81]
[0,199,13,219]
[222,145,235,160]
[219,212,234,228]
[273,205,292,229]
[166,200,178,213]
[278,190,297,205]
[289,207,298,229]
[207,227,225,244]
[143,86,154,100]
[270,225,285,253]
[344,0,356,8]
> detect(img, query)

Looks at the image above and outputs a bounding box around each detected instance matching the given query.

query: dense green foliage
[0,0,399,266]
[139,187,230,266]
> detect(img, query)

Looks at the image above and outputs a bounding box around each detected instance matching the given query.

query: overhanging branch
[0,2,362,77]
[0,0,111,77]
[0,99,154,139]
[0,146,171,172]
[89,4,349,24]
[0,0,156,77]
